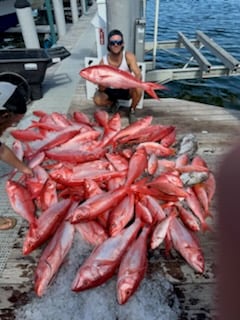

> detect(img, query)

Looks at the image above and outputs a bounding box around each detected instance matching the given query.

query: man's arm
[98,58,106,92]
[0,142,33,175]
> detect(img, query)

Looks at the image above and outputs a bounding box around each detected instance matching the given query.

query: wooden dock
[1,88,240,319]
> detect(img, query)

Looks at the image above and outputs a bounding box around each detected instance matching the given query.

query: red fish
[135,200,153,224]
[25,165,49,198]
[112,116,153,144]
[27,151,45,169]
[100,113,122,148]
[51,112,72,127]
[169,217,205,273]
[150,208,177,249]
[23,198,72,255]
[108,193,135,236]
[175,153,189,167]
[176,202,201,232]
[147,153,158,175]
[117,125,175,145]
[75,220,108,246]
[137,141,175,157]
[71,185,129,223]
[50,166,126,187]
[73,111,93,126]
[125,148,148,186]
[6,180,36,226]
[46,147,105,163]
[11,128,44,142]
[117,226,150,304]
[139,194,166,223]
[28,120,62,132]
[12,140,24,161]
[202,172,216,203]
[160,127,177,147]
[94,109,109,129]
[80,65,166,100]
[34,221,75,297]
[192,183,209,214]
[105,152,129,171]
[71,218,142,292]
[186,187,211,231]
[38,178,58,211]
[147,179,187,198]
[28,126,81,154]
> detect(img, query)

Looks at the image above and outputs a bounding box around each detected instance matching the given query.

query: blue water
[145,0,240,109]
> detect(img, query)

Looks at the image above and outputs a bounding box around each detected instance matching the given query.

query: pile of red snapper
[5,109,215,305]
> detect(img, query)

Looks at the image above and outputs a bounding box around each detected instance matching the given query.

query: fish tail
[201,220,212,232]
[203,209,213,220]
[143,82,167,100]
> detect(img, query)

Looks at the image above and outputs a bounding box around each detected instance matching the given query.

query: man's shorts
[104,88,130,102]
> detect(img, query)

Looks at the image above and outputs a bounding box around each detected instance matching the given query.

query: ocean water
[145,0,240,109]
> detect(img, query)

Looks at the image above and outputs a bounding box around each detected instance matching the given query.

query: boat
[0,0,18,33]
[0,0,44,33]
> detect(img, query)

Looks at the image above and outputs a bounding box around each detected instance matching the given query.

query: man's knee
[93,92,102,106]
[130,88,142,100]
[93,91,108,106]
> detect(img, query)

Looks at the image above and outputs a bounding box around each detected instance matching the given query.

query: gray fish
[180,171,209,187]
[178,133,198,158]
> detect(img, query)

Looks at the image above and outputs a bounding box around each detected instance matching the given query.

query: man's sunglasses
[109,40,123,46]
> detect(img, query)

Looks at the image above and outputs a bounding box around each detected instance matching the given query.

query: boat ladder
[145,30,240,84]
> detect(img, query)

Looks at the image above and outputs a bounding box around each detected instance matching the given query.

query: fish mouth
[79,70,86,77]
[117,281,135,304]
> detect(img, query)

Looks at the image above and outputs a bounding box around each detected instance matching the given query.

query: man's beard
[110,47,124,56]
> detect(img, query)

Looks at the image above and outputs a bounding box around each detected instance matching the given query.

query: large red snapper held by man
[79,64,166,100]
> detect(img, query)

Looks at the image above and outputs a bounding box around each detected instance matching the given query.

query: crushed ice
[16,234,180,320]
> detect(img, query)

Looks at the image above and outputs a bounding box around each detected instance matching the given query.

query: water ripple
[145,0,240,109]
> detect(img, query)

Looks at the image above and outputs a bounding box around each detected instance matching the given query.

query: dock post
[14,0,40,48]
[70,0,79,24]
[51,0,67,39]
[45,0,57,45]
[80,0,87,15]
[135,18,146,62]
[153,0,160,68]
